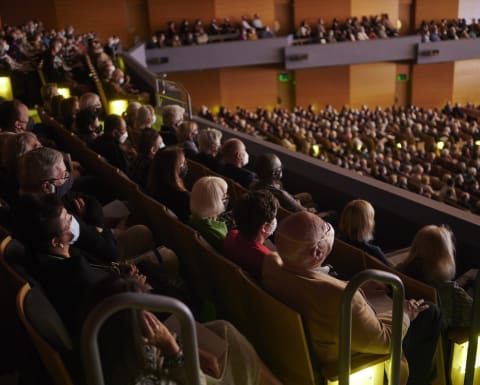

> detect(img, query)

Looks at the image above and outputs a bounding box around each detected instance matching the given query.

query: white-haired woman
[189,176,229,250]
[398,225,473,329]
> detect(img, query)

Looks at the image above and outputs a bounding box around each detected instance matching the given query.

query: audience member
[177,120,199,158]
[194,128,223,172]
[219,138,257,188]
[263,211,441,385]
[223,190,278,280]
[338,199,391,266]
[189,176,229,250]
[147,147,190,222]
[160,105,185,146]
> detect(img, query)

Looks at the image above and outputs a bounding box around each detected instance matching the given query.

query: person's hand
[362,281,388,297]
[199,348,221,378]
[119,263,148,286]
[404,299,429,321]
[72,197,86,218]
[142,311,180,356]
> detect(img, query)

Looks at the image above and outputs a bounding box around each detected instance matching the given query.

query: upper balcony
[130,34,480,74]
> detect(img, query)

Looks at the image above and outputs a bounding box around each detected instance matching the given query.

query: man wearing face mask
[90,114,129,173]
[219,138,257,189]
[17,147,120,264]
[223,190,279,281]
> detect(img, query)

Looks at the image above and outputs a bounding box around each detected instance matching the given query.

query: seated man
[218,138,257,188]
[262,211,440,385]
[223,190,278,280]
[90,114,129,173]
[160,104,185,146]
[193,127,223,172]
[0,99,30,133]
[251,152,315,212]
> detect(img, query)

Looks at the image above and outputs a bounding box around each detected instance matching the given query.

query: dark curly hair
[233,189,278,239]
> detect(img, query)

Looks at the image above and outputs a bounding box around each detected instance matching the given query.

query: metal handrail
[464,271,480,385]
[81,292,201,385]
[155,75,193,120]
[339,269,405,385]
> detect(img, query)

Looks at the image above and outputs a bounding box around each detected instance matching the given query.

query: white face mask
[118,131,128,144]
[265,217,277,237]
[151,115,157,125]
[69,215,80,244]
[119,78,125,85]
[242,151,249,167]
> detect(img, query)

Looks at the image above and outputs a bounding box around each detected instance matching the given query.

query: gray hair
[198,128,222,154]
[161,105,185,127]
[18,147,64,189]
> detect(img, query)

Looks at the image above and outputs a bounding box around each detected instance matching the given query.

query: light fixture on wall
[108,99,128,115]
[0,76,13,100]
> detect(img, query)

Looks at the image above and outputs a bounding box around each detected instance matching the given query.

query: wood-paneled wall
[351,0,398,24]
[0,0,57,27]
[166,69,221,113]
[414,0,459,29]
[452,59,480,106]
[293,0,351,28]
[219,67,279,111]
[147,0,215,34]
[294,67,350,110]
[350,63,397,108]
[54,0,129,43]
[214,0,275,29]
[411,62,454,108]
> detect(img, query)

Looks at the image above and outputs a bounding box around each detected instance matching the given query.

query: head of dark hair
[0,100,23,131]
[14,194,64,252]
[255,153,281,181]
[104,114,124,134]
[233,190,278,238]
[138,127,160,156]
[147,147,186,195]
[75,106,99,134]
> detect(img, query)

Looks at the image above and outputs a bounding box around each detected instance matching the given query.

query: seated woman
[128,128,164,189]
[338,199,391,266]
[189,176,229,250]
[132,104,156,147]
[398,225,473,330]
[74,106,101,145]
[193,128,223,172]
[147,147,190,222]
[88,275,283,385]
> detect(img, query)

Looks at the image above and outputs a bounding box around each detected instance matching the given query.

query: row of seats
[34,108,478,385]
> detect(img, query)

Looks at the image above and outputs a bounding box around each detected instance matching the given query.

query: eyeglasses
[45,170,70,183]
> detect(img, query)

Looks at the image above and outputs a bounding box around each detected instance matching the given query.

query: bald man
[219,138,257,188]
[0,100,30,133]
[262,211,440,385]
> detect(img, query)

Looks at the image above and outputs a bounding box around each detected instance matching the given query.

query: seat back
[0,235,27,291]
[195,234,250,336]
[328,239,367,279]
[241,270,317,385]
[16,283,75,385]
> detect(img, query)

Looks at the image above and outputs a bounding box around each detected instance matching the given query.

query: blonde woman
[338,199,391,266]
[132,104,156,146]
[177,120,199,158]
[189,176,229,250]
[398,225,473,329]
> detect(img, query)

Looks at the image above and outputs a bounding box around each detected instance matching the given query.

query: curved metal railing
[81,292,201,385]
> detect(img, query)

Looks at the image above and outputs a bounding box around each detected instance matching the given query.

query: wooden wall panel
[411,62,454,108]
[414,0,459,29]
[349,63,397,108]
[395,63,411,106]
[219,67,278,111]
[0,0,56,27]
[214,0,275,30]
[147,0,215,34]
[452,59,480,106]
[293,0,351,28]
[54,0,129,43]
[294,67,350,110]
[458,0,480,20]
[166,69,221,113]
[351,0,398,24]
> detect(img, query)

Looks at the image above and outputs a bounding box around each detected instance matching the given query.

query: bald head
[221,138,249,167]
[276,211,334,269]
[255,152,282,181]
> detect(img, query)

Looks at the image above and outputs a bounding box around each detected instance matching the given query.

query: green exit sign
[397,74,408,81]
[278,73,290,82]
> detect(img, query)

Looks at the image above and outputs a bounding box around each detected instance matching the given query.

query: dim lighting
[0,76,13,100]
[436,141,445,150]
[396,143,402,149]
[312,144,320,157]
[108,99,128,115]
[57,87,71,98]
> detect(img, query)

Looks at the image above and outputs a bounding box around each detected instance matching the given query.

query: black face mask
[53,175,74,198]
[179,164,188,179]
